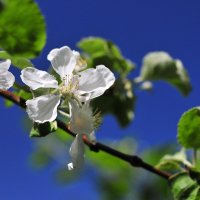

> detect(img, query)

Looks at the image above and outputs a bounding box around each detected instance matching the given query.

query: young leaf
[77,37,135,76]
[30,121,57,137]
[178,107,200,149]
[140,51,192,96]
[0,0,46,58]
[156,149,192,171]
[169,172,200,200]
[78,37,108,55]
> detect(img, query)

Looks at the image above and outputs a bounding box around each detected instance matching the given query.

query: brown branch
[0,89,171,179]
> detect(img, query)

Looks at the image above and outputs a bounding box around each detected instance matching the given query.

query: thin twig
[0,89,171,179]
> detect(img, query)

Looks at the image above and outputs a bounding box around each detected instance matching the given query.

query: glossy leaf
[0,0,46,58]
[140,51,192,96]
[178,107,200,149]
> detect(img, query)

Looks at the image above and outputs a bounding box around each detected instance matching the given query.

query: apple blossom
[21,46,115,123]
[20,46,115,170]
[0,59,15,90]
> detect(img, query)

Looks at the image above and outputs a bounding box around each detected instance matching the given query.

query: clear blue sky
[1,0,200,199]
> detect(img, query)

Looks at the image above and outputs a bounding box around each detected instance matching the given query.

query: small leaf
[169,172,200,200]
[0,50,34,69]
[77,37,135,75]
[30,121,57,137]
[156,149,192,171]
[0,0,46,58]
[177,107,200,149]
[140,51,192,96]
[78,37,108,55]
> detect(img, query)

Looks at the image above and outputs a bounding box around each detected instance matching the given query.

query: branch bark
[0,89,171,179]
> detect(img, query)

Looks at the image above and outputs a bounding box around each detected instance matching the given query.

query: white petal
[73,50,87,72]
[67,134,84,170]
[0,59,11,73]
[47,46,76,78]
[21,67,58,90]
[77,65,115,100]
[0,71,15,90]
[26,94,60,123]
[73,50,80,59]
[69,100,94,135]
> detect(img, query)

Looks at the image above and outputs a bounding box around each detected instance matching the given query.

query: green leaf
[77,37,135,76]
[0,0,46,58]
[0,50,34,69]
[156,149,192,171]
[178,107,200,149]
[140,51,192,96]
[169,172,200,200]
[78,37,108,55]
[30,121,57,137]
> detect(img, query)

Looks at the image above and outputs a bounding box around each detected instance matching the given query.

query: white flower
[0,59,15,90]
[20,46,115,170]
[21,46,115,123]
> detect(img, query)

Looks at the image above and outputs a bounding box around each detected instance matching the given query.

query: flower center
[60,74,79,98]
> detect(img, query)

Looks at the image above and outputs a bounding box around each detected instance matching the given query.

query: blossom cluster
[0,46,115,170]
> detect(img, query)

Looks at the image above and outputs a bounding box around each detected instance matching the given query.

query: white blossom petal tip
[68,134,84,170]
[47,46,76,78]
[0,59,11,72]
[21,67,58,90]
[26,94,60,123]
[77,65,115,100]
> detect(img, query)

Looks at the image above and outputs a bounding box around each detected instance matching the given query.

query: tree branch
[0,89,171,179]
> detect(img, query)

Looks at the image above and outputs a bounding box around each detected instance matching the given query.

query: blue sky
[1,0,200,199]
